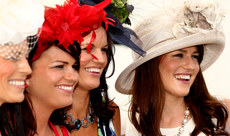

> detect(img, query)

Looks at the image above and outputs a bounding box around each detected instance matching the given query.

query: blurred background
[42,0,230,135]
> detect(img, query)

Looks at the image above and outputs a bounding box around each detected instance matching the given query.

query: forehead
[81,27,107,47]
[38,46,74,62]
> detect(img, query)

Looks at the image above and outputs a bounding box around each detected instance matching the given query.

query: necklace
[64,105,95,130]
[176,107,190,136]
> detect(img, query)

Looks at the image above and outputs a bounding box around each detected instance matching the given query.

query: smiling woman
[115,0,230,135]
[0,0,44,135]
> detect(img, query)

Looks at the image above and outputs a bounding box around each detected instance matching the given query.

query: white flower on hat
[172,0,223,38]
[0,0,44,45]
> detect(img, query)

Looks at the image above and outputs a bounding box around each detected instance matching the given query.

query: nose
[18,57,32,75]
[182,57,199,70]
[65,67,79,84]
[92,50,107,64]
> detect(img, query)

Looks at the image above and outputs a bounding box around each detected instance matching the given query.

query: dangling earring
[101,90,106,103]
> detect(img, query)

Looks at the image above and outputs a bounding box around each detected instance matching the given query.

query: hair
[130,45,229,136]
[21,41,81,135]
[65,30,116,131]
[0,103,25,136]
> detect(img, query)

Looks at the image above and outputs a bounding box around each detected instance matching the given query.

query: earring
[101,90,106,103]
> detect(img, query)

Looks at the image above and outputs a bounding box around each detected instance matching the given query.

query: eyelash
[53,65,64,69]
[173,54,199,60]
[72,64,79,70]
[102,48,108,53]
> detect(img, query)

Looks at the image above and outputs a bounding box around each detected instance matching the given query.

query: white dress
[126,117,205,136]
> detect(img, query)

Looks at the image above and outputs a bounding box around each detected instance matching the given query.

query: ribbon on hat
[79,0,146,57]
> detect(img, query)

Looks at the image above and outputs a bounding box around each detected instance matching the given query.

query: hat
[79,0,146,57]
[115,0,226,94]
[32,0,113,61]
[0,0,44,46]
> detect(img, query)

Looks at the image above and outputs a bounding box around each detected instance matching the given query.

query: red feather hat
[32,0,113,61]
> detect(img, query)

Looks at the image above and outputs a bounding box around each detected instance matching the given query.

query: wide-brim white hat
[115,2,225,94]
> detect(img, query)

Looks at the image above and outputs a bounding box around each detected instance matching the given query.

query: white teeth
[9,80,25,86]
[56,86,73,91]
[85,68,100,73]
[175,75,190,80]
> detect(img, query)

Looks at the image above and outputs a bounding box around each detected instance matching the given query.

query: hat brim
[115,30,225,94]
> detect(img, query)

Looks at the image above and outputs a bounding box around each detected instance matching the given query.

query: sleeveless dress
[49,121,69,136]
[98,118,116,136]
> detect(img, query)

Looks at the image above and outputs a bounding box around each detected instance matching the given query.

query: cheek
[0,63,16,79]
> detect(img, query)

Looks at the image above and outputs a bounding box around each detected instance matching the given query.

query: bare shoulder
[109,100,121,136]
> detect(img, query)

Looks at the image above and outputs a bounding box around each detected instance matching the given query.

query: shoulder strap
[48,121,60,136]
[60,126,69,136]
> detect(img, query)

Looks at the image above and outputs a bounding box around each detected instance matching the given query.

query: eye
[173,53,183,58]
[72,64,79,70]
[192,54,199,60]
[8,57,19,61]
[101,47,108,53]
[53,65,64,69]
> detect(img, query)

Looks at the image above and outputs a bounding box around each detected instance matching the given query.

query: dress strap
[60,126,69,136]
[49,121,60,136]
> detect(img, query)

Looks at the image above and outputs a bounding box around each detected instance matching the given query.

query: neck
[70,87,90,117]
[161,96,187,128]
[30,98,54,135]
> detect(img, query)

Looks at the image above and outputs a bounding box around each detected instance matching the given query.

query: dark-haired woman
[115,0,230,135]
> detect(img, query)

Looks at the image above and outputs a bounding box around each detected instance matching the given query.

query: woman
[115,0,230,135]
[21,4,81,136]
[63,0,145,135]
[64,26,121,136]
[0,0,44,135]
[22,0,120,135]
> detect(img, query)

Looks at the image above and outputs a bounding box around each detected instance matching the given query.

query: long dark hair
[65,30,116,131]
[0,103,25,136]
[130,45,229,136]
[21,41,81,135]
[90,32,116,124]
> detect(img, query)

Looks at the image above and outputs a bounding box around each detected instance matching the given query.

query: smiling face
[78,27,108,91]
[159,46,200,98]
[0,42,32,105]
[27,46,79,109]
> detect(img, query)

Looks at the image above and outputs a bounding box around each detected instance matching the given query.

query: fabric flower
[0,0,44,45]
[172,0,222,38]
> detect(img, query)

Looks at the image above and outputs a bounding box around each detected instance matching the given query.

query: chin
[9,94,25,103]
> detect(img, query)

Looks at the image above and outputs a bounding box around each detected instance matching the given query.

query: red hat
[32,0,113,61]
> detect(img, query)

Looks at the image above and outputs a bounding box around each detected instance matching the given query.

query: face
[27,46,78,109]
[159,46,200,98]
[0,42,32,105]
[78,27,108,90]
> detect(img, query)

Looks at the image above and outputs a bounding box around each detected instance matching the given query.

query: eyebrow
[81,43,108,48]
[52,60,69,64]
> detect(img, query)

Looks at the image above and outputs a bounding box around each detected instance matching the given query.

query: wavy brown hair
[130,45,229,136]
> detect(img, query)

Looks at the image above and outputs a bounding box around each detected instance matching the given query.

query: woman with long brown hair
[115,0,230,135]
